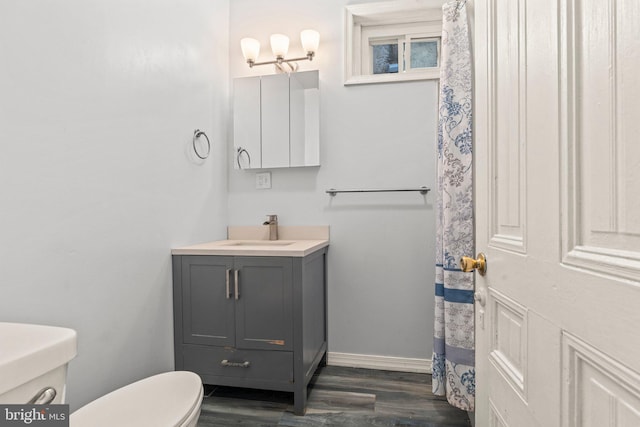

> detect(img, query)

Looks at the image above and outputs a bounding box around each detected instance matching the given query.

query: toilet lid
[70,371,203,427]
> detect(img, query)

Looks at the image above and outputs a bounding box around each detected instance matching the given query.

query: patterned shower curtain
[432,0,475,412]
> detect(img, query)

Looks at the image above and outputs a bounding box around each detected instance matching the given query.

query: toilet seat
[70,371,203,427]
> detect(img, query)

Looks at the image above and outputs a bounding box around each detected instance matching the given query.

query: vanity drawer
[182,344,293,384]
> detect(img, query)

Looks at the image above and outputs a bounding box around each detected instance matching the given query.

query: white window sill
[344,69,440,86]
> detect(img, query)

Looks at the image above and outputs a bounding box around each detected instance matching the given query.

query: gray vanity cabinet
[172,249,328,415]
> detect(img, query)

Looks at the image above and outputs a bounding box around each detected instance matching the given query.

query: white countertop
[171,225,330,257]
[171,239,329,257]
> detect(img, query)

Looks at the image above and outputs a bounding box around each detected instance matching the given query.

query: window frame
[344,0,444,85]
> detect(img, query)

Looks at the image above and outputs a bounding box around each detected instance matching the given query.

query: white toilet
[0,323,203,427]
[70,371,203,427]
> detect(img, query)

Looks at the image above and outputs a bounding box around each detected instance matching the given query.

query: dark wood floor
[197,365,472,427]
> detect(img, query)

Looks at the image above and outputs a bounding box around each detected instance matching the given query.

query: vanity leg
[319,352,328,367]
[293,386,307,416]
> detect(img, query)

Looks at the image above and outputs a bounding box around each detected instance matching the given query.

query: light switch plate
[255,172,272,189]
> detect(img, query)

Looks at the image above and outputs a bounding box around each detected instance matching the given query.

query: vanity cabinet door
[180,256,235,347]
[233,257,293,352]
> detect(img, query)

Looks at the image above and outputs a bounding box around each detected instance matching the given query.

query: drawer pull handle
[220,359,250,368]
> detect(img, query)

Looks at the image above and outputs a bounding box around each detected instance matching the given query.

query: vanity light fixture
[240,30,319,72]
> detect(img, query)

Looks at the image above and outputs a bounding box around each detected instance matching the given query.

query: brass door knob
[460,253,487,275]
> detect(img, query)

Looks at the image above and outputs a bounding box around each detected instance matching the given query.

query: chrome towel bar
[326,187,430,196]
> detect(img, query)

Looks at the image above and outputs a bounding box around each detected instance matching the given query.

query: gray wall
[0,0,229,410]
[228,0,438,360]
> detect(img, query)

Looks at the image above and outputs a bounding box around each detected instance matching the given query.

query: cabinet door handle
[220,359,250,368]
[234,269,239,300]
[225,269,232,299]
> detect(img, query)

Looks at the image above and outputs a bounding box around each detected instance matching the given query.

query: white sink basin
[224,241,294,247]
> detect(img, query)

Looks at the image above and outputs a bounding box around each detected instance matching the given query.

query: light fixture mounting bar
[247,52,315,68]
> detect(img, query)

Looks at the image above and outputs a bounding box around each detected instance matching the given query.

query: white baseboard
[327,352,432,374]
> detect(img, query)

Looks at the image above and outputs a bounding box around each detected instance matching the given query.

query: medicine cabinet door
[233,76,261,169]
[290,71,320,167]
[260,74,290,169]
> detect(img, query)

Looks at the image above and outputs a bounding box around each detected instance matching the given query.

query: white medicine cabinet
[233,70,319,169]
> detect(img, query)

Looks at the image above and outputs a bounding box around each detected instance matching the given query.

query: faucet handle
[263,214,278,226]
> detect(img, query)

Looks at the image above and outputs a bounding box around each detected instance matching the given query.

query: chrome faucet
[263,214,278,240]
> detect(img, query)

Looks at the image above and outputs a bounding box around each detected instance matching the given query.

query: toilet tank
[0,323,77,404]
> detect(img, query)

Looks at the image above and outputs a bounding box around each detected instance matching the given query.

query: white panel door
[474,0,640,426]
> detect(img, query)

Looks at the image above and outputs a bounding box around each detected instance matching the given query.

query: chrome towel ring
[236,147,251,169]
[193,129,210,159]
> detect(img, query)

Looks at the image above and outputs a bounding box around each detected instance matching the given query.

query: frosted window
[372,43,399,74]
[411,40,438,68]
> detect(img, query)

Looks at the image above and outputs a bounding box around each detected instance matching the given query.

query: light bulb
[300,30,320,55]
[240,38,260,62]
[270,34,289,58]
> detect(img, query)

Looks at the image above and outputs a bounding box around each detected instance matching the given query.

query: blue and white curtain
[432,0,475,411]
